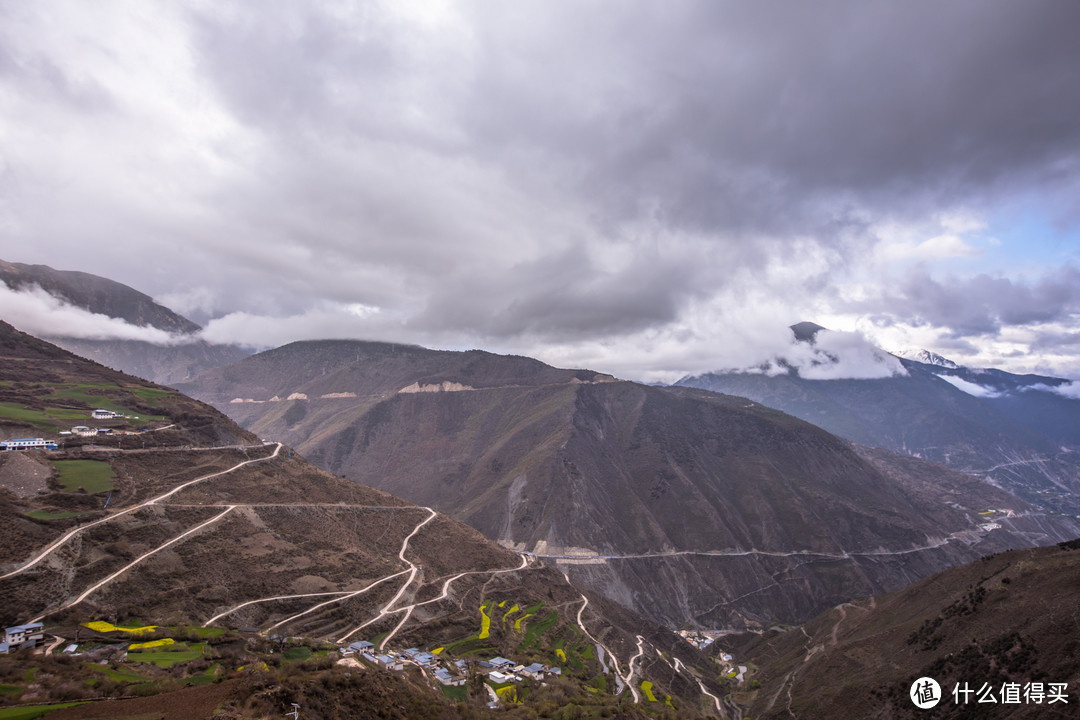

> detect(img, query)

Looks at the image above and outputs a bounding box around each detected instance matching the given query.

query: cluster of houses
[0,622,44,653]
[1,409,145,449]
[678,629,720,650]
[339,641,561,690]
[62,409,137,438]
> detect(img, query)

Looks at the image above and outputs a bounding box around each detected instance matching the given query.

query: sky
[2,0,1080,383]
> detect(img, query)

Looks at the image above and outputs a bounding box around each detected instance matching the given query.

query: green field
[520,609,559,650]
[0,403,57,431]
[128,387,175,403]
[283,646,312,662]
[0,704,87,720]
[128,642,204,668]
[25,510,92,520]
[51,460,115,493]
[87,664,152,684]
[48,384,167,422]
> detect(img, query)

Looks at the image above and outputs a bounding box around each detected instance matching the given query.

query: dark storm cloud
[5,1,1080,379]
[872,267,1080,336]
[459,1,1080,233]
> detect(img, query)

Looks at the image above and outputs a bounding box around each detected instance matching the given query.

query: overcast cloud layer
[2,1,1080,382]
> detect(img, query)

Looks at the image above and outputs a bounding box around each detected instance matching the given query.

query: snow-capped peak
[891,348,960,369]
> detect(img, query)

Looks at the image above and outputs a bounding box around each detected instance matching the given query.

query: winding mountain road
[1,443,281,582]
[33,505,238,622]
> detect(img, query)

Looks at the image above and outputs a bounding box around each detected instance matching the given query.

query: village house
[488,670,519,684]
[375,654,403,671]
[520,662,547,681]
[4,623,44,651]
[341,640,374,656]
[488,656,514,670]
[402,648,438,666]
[71,426,97,437]
[91,409,119,419]
[434,668,467,686]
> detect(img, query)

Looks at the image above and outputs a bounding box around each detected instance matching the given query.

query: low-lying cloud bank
[0,284,192,345]
[936,374,1003,398]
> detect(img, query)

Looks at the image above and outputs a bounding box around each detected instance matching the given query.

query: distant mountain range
[179,339,1080,632]
[0,259,248,385]
[678,323,1080,518]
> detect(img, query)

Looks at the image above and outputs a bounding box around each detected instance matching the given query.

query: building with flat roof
[0,438,57,451]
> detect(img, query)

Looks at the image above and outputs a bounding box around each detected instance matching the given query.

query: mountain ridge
[181,338,1080,633]
[0,259,249,385]
[677,323,1080,518]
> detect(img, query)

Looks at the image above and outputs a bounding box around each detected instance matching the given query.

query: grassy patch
[459,646,497,657]
[520,609,559,651]
[128,649,200,668]
[442,634,480,654]
[25,510,91,520]
[87,664,151,684]
[51,460,115,494]
[440,684,467,700]
[128,387,174,403]
[0,685,21,694]
[43,407,91,420]
[0,704,87,720]
[283,646,312,662]
[0,403,56,431]
[49,387,127,412]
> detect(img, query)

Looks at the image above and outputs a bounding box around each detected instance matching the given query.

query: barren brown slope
[734,539,1080,719]
[184,341,1080,632]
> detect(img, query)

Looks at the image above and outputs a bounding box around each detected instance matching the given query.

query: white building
[92,409,119,419]
[5,623,44,649]
[375,655,403,671]
[0,438,57,451]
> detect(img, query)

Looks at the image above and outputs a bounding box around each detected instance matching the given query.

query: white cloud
[1022,381,1080,400]
[0,284,190,344]
[775,330,908,380]
[936,374,1002,398]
